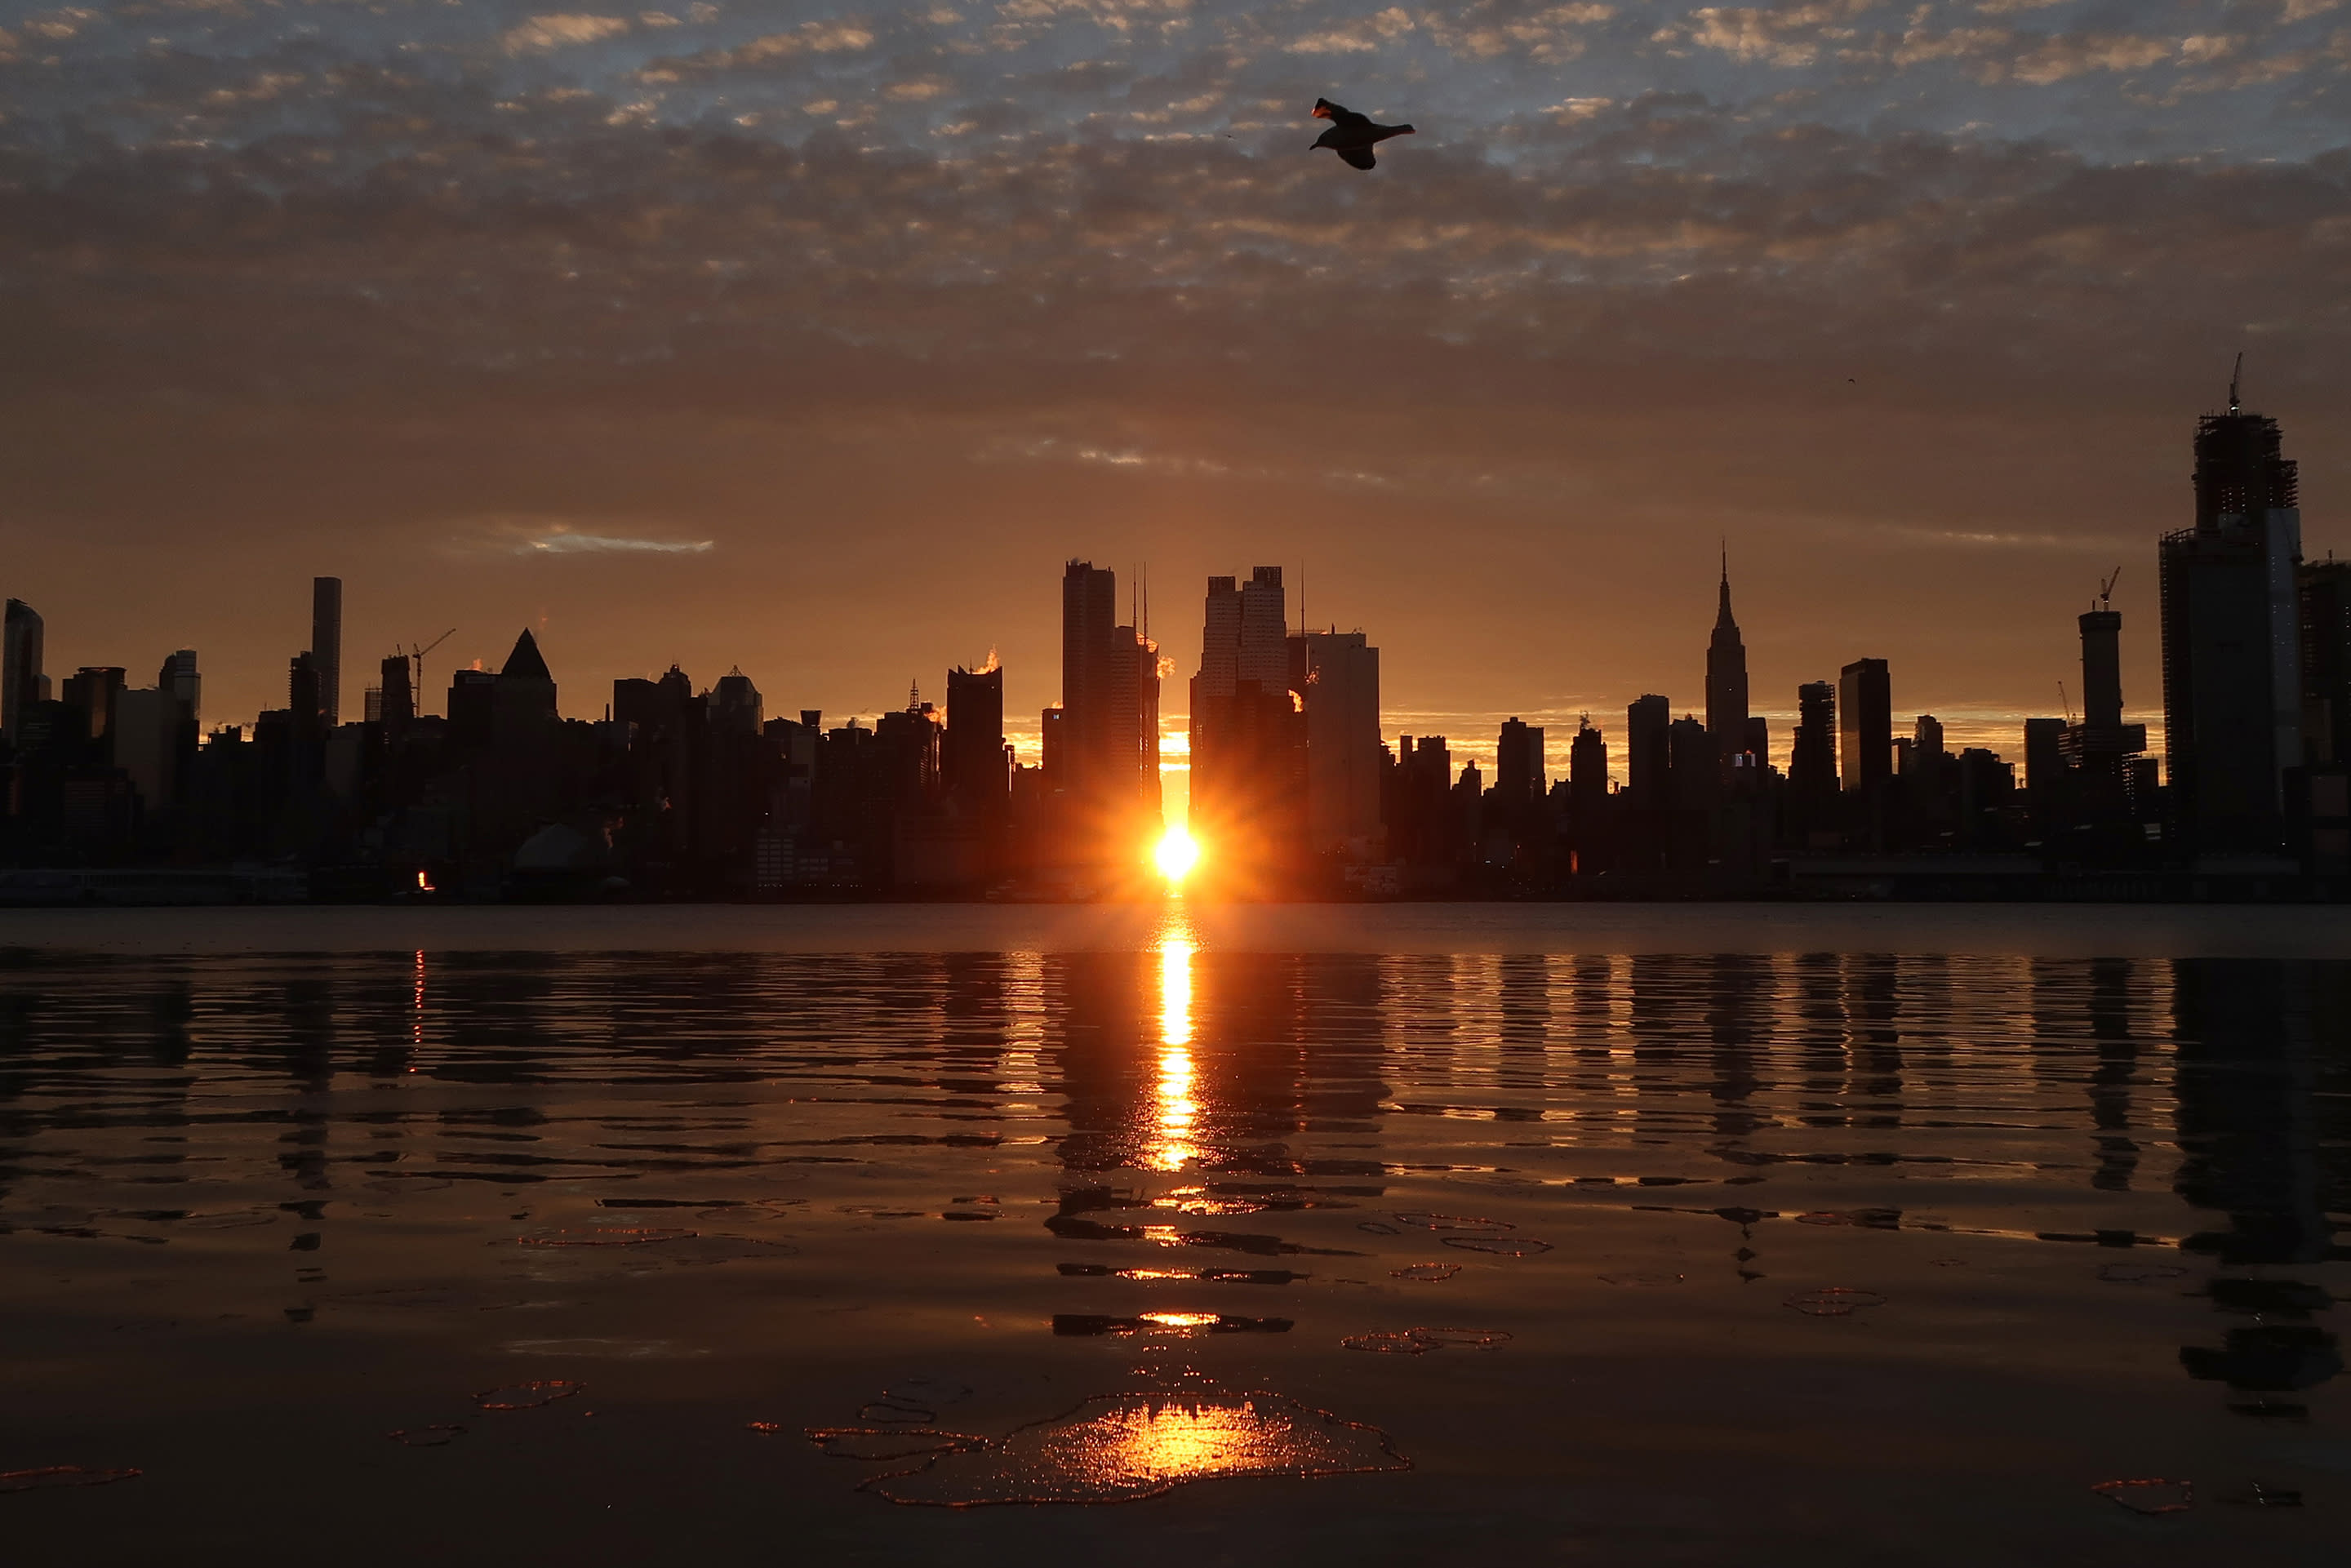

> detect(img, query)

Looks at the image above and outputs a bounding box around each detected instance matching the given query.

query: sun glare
[1154,825,1201,883]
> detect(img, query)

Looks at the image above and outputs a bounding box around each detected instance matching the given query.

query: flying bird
[1310,97,1415,171]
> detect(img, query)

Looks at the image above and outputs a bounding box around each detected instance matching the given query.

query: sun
[1154,825,1201,884]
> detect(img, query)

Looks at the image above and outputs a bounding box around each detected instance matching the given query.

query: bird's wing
[1336,146,1376,171]
[1314,98,1371,129]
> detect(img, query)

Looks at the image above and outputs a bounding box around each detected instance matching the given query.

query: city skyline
[0,515,2225,795]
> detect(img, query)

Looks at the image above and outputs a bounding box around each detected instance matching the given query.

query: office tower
[1389,734,1457,870]
[1290,630,1382,855]
[447,668,498,748]
[379,652,413,738]
[311,576,343,726]
[62,666,128,748]
[1059,561,1160,857]
[2024,717,2069,796]
[113,686,174,811]
[1061,561,1118,797]
[1190,566,1298,870]
[2300,557,2351,765]
[1909,715,1945,771]
[944,664,1009,810]
[1705,552,1749,770]
[1191,567,1294,824]
[158,650,199,732]
[1568,720,1607,813]
[288,653,324,739]
[1741,716,1770,775]
[713,669,762,736]
[1626,694,1671,805]
[1667,716,1716,812]
[1838,659,1891,793]
[1495,717,1545,809]
[875,700,942,806]
[1789,681,1837,795]
[4,598,45,743]
[1566,717,1609,860]
[2160,375,2304,851]
[492,629,558,742]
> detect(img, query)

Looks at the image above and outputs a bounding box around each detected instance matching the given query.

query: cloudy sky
[5,0,2349,780]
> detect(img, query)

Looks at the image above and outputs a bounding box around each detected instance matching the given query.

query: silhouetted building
[713,669,762,737]
[379,652,413,740]
[1061,561,1161,864]
[447,667,498,748]
[1495,718,1544,809]
[2300,557,2351,766]
[944,664,1010,813]
[1192,567,1299,882]
[1566,717,1609,874]
[2060,590,2151,846]
[2160,377,2304,854]
[1838,659,1891,795]
[312,576,343,728]
[287,654,324,741]
[159,651,198,734]
[1290,629,1381,860]
[1626,695,1670,806]
[2,598,42,744]
[1706,553,1749,775]
[63,667,127,749]
[1789,681,1837,797]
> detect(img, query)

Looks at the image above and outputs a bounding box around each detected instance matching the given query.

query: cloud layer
[1,1,2346,750]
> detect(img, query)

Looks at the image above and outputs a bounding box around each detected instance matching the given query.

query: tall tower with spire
[1705,547,1751,773]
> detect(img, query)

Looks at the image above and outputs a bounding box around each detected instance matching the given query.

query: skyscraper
[1626,694,1671,806]
[2302,557,2351,766]
[1291,629,1381,856]
[1790,681,1837,796]
[944,664,1009,811]
[1190,566,1300,873]
[1059,560,1159,860]
[712,669,762,735]
[1566,717,1609,873]
[312,576,343,727]
[379,651,413,739]
[63,666,127,748]
[2,598,42,744]
[1495,717,1545,807]
[158,650,199,733]
[2159,375,2304,852]
[1838,659,1891,793]
[1705,552,1749,772]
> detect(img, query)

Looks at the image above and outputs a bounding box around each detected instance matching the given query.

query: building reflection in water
[2171,958,2347,1417]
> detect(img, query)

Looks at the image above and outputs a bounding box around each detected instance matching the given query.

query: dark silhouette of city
[3,384,2348,903]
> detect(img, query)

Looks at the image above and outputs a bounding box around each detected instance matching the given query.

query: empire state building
[1706,550,1753,773]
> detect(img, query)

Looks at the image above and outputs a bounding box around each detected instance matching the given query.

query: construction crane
[2097,566,2122,611]
[406,629,455,712]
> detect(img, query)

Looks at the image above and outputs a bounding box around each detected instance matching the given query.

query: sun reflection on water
[1150,904,1198,1171]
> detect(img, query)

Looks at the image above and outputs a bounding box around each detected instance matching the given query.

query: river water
[1,904,2344,1564]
